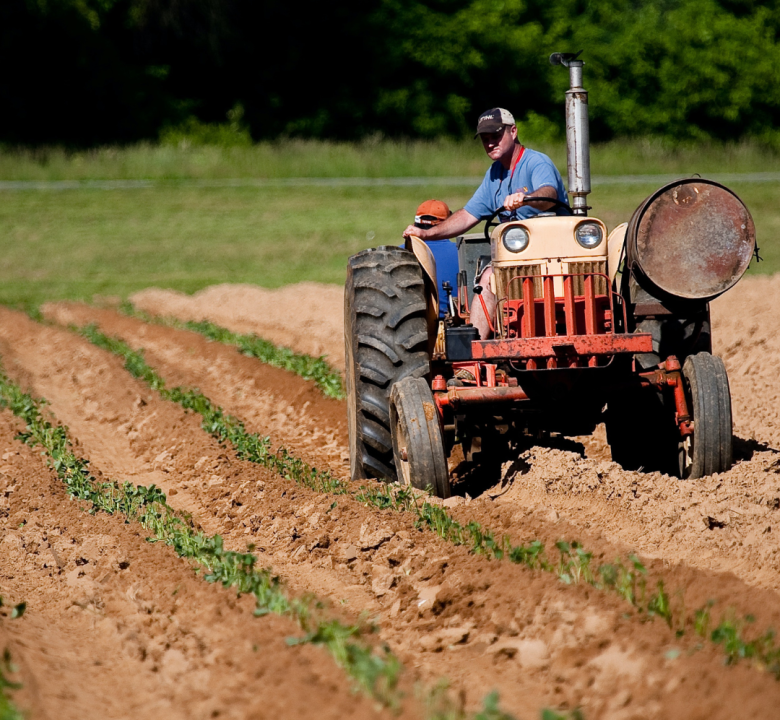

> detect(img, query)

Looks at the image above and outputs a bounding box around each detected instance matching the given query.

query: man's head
[475,107,518,164]
[414,199,451,229]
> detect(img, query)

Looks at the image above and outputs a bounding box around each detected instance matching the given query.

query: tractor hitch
[639,356,694,435]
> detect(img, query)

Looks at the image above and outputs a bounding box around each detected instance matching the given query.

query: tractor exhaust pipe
[550,51,590,216]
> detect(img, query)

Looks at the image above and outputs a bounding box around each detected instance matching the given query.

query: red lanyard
[509,145,526,186]
[494,146,527,213]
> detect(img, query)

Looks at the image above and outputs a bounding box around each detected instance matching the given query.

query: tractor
[344,52,756,498]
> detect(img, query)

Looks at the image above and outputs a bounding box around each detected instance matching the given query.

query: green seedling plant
[120,303,345,399]
[540,710,585,720]
[71,323,780,680]
[0,649,22,720]
[424,686,519,720]
[706,616,780,675]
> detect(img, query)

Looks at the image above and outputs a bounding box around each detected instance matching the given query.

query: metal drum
[626,178,756,300]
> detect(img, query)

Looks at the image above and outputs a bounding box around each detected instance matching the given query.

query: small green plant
[0,649,23,720]
[709,617,780,674]
[540,709,585,720]
[475,691,516,720]
[695,602,713,638]
[556,541,594,585]
[647,581,672,627]
[424,687,517,720]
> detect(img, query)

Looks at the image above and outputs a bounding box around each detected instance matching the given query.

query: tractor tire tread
[390,377,451,498]
[682,352,733,478]
[345,246,431,483]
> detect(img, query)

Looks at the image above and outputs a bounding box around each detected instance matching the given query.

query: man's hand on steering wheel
[503,192,526,211]
[483,195,573,240]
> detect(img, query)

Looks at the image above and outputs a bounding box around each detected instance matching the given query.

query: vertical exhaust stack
[550,51,590,216]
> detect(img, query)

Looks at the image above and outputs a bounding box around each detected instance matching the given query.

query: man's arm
[503,185,559,211]
[403,208,480,241]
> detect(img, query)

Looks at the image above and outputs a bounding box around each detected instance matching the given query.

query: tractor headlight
[502,227,530,253]
[575,222,603,249]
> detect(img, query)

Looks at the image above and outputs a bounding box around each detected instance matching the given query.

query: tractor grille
[494,264,543,301]
[565,261,608,295]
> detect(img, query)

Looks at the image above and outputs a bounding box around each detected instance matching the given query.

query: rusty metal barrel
[626,178,756,300]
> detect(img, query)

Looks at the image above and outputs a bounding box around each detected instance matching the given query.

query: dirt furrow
[131,283,347,372]
[20,305,780,717]
[0,407,393,720]
[46,300,780,595]
[118,278,780,596]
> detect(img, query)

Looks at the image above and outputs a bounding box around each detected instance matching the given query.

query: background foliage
[2,0,780,145]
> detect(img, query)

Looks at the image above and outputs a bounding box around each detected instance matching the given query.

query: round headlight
[502,227,529,253]
[575,222,604,249]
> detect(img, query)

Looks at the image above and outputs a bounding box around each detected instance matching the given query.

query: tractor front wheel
[679,352,733,479]
[390,377,451,498]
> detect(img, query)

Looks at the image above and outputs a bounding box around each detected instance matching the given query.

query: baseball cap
[414,199,451,226]
[474,108,515,137]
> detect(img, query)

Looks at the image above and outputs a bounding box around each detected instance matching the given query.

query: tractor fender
[607,222,627,286]
[404,235,439,353]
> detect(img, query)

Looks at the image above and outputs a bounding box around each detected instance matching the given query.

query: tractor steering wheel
[483,197,574,241]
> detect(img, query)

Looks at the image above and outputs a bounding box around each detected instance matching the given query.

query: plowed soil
[1,274,776,719]
[0,394,399,720]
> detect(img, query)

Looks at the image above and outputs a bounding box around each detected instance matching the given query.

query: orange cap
[414,199,452,225]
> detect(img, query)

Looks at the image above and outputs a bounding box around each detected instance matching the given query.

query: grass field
[3,138,780,180]
[0,141,777,307]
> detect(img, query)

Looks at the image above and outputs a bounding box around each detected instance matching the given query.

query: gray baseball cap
[474,107,515,137]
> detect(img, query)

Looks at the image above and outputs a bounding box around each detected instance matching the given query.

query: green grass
[0,179,775,308]
[2,138,780,181]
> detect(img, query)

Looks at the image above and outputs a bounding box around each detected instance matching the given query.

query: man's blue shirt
[464,147,568,222]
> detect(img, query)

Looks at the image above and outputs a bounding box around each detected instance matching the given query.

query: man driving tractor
[347,54,749,496]
[403,107,568,338]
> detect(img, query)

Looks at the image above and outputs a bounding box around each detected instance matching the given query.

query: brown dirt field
[17,274,778,719]
[132,283,347,371]
[130,278,780,594]
[0,406,399,720]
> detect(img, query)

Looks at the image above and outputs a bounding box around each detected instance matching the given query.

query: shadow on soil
[734,435,779,462]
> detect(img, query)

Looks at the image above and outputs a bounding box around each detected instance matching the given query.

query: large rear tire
[679,352,733,478]
[389,377,451,498]
[345,247,431,482]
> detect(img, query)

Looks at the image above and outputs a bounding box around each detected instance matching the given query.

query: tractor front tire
[679,352,733,479]
[390,377,451,498]
[345,247,431,483]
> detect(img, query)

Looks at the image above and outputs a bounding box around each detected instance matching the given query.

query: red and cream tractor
[345,52,757,498]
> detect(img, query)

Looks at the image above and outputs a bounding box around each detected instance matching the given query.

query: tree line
[2,0,779,146]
